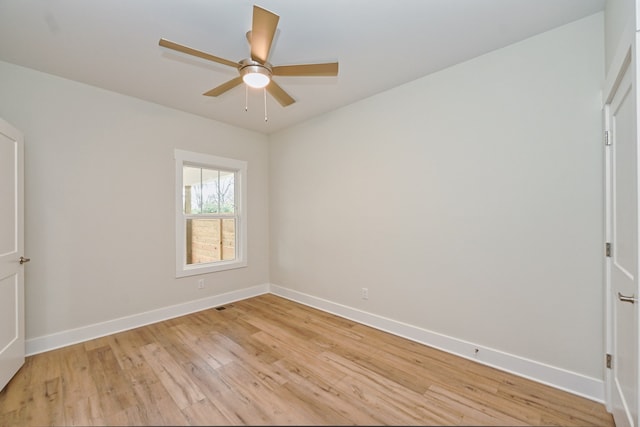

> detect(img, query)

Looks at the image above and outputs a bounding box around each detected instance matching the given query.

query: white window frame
[175,149,247,277]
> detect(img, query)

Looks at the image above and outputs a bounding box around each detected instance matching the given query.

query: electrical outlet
[197,279,205,289]
[361,287,368,300]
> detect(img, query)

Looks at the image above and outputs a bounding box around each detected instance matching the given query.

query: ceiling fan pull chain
[245,85,249,112]
[264,88,268,122]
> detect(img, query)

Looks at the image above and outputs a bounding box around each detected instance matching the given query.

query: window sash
[183,165,236,215]
[185,217,236,265]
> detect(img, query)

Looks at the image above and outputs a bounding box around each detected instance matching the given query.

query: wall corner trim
[269,283,605,404]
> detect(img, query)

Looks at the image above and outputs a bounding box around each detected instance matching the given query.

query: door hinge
[606,242,612,257]
[606,353,612,369]
[605,130,611,146]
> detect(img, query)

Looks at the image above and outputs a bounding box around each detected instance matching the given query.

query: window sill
[176,259,248,278]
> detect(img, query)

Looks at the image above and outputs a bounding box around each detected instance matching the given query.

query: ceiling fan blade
[266,80,295,107]
[272,62,339,77]
[250,5,279,63]
[159,38,240,69]
[203,76,243,97]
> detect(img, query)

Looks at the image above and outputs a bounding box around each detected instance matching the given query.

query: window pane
[185,218,235,265]
[183,166,201,214]
[219,171,235,213]
[221,218,236,261]
[186,219,220,265]
[201,168,220,213]
[183,165,235,216]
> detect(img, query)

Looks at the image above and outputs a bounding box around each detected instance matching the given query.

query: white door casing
[605,46,639,427]
[0,118,25,391]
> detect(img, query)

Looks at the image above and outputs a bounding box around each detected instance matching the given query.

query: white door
[606,56,639,427]
[0,118,25,391]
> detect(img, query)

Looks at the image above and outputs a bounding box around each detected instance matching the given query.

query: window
[175,149,247,277]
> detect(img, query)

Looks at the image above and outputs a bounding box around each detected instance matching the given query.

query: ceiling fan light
[240,65,271,89]
[243,71,270,88]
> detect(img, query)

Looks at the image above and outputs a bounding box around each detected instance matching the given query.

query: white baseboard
[25,281,605,404]
[25,283,269,356]
[269,283,606,404]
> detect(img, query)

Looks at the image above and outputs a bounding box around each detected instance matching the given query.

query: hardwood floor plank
[215,361,329,425]
[181,398,230,425]
[83,336,112,351]
[208,332,288,386]
[171,324,233,369]
[266,381,351,425]
[253,330,347,385]
[0,294,614,426]
[208,387,271,425]
[0,407,24,427]
[428,374,543,425]
[108,329,151,371]
[0,356,34,413]
[124,363,188,425]
[87,345,138,417]
[63,394,104,426]
[273,358,379,425]
[321,350,462,425]
[26,376,65,426]
[59,343,100,409]
[426,383,529,426]
[139,342,206,410]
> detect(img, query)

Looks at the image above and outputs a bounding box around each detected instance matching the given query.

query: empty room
[0,0,636,426]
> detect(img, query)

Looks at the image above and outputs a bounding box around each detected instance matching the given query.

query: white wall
[605,0,634,73]
[269,13,605,382]
[0,61,270,341]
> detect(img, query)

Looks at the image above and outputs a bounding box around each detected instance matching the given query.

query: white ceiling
[0,0,605,135]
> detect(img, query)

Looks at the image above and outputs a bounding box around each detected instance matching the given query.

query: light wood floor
[0,294,614,426]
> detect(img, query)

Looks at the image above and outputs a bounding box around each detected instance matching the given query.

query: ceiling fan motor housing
[239,59,273,78]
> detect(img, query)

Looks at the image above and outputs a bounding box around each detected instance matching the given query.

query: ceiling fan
[158,4,339,107]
